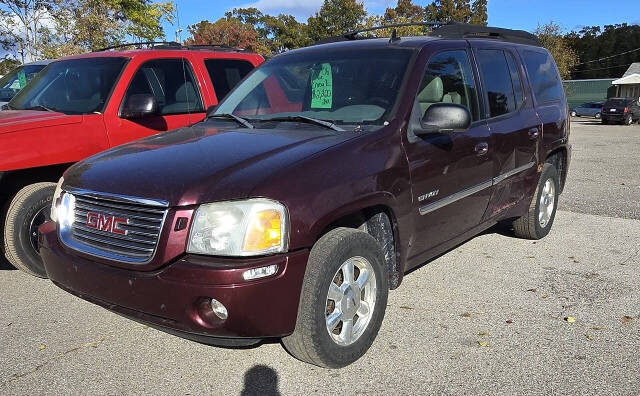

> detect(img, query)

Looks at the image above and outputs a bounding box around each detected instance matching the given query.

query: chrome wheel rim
[325,256,377,346]
[538,178,555,228]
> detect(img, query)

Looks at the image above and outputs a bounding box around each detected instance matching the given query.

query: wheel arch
[313,200,403,290]
[544,147,568,193]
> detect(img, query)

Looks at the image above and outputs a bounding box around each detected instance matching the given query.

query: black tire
[570,110,577,117]
[625,115,633,126]
[3,182,56,278]
[601,118,608,125]
[282,228,388,368]
[594,112,601,119]
[512,163,559,240]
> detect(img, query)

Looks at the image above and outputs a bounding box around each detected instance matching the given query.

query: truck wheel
[512,163,559,240]
[3,183,56,278]
[570,110,576,117]
[625,115,633,125]
[282,228,388,368]
[601,118,608,125]
[594,112,601,119]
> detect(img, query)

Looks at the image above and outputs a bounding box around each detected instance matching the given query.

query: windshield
[215,48,413,126]
[9,57,128,114]
[0,64,46,102]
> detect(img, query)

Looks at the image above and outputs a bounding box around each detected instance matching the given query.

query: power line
[575,62,633,73]
[573,47,640,66]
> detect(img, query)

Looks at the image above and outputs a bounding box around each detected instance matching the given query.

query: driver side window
[416,50,480,121]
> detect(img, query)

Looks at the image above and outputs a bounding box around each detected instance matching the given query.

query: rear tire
[3,183,55,278]
[512,163,559,240]
[282,228,388,368]
[625,115,633,125]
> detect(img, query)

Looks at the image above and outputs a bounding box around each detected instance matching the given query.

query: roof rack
[316,21,541,47]
[431,22,540,46]
[94,42,252,53]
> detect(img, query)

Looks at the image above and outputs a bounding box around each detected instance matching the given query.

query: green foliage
[0,56,20,74]
[307,0,367,42]
[535,21,578,80]
[425,0,487,25]
[566,23,640,79]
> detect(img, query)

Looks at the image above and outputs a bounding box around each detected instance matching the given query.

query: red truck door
[103,56,207,147]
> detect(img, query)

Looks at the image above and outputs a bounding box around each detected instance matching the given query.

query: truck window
[417,50,480,120]
[505,52,524,108]
[522,50,562,103]
[204,59,254,101]
[476,49,517,117]
[123,59,204,116]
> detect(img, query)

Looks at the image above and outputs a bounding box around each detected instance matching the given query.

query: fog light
[210,298,228,320]
[242,264,278,281]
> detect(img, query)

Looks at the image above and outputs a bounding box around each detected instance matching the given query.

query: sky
[165,0,640,42]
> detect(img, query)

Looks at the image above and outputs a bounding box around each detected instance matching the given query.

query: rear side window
[522,50,562,103]
[505,52,524,108]
[123,58,204,116]
[204,59,254,101]
[476,49,516,117]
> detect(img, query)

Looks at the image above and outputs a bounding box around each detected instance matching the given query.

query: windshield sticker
[17,70,27,88]
[311,63,332,109]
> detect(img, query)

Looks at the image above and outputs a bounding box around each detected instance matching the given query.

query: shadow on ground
[241,365,281,396]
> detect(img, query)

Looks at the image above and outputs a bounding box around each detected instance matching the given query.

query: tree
[364,0,427,37]
[0,0,56,62]
[425,0,487,25]
[535,21,578,80]
[307,0,367,42]
[0,56,20,74]
[184,18,268,54]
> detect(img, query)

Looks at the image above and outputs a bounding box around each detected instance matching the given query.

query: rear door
[203,58,256,104]
[104,57,206,147]
[404,46,493,257]
[471,44,541,219]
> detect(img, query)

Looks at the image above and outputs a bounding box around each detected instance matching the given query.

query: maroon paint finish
[41,36,571,342]
[40,221,309,338]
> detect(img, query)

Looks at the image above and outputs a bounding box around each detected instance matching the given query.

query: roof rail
[94,42,253,53]
[431,22,540,46]
[315,21,541,47]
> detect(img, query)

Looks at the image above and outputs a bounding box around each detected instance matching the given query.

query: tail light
[624,107,629,113]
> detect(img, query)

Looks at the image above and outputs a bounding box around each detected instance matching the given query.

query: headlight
[187,199,289,256]
[50,177,64,222]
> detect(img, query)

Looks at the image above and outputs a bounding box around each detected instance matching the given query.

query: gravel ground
[1,119,639,395]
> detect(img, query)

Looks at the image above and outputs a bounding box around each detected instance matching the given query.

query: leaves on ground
[506,319,513,324]
[38,344,46,351]
[541,294,549,299]
[565,316,576,323]
[590,326,606,331]
[621,315,635,325]
[526,288,537,292]
[478,340,489,347]
[461,312,472,318]
[585,333,594,341]
[478,331,490,336]
[398,305,414,310]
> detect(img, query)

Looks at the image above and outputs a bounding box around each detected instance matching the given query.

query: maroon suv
[40,23,571,368]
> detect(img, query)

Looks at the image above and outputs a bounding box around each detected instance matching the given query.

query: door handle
[528,127,540,140]
[474,142,489,156]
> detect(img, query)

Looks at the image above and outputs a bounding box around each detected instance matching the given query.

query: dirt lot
[1,118,638,395]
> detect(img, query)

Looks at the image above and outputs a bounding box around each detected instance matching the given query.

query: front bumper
[39,221,309,343]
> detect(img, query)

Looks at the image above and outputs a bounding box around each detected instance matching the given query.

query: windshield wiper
[26,105,57,112]
[262,116,345,132]
[207,113,254,129]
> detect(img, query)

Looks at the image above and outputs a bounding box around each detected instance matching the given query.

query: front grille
[60,190,168,264]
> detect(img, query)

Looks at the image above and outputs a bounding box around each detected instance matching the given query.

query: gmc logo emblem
[86,212,129,235]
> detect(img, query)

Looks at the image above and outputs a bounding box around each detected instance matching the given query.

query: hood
[64,122,356,206]
[0,110,82,135]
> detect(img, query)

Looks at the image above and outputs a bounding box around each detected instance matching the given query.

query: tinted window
[204,59,254,101]
[505,52,524,108]
[417,50,480,121]
[216,48,413,125]
[123,59,204,116]
[9,58,127,114]
[0,64,46,102]
[522,50,562,103]
[477,49,516,117]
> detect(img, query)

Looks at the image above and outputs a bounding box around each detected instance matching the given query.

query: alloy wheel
[325,256,377,346]
[538,178,555,228]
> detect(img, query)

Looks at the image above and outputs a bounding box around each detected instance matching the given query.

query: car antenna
[389,28,400,43]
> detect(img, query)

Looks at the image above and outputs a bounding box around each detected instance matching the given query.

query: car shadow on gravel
[0,256,16,271]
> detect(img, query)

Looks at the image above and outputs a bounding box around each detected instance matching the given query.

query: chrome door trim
[491,161,535,185]
[419,161,536,216]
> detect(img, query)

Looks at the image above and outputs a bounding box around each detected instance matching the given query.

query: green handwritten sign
[311,63,332,109]
[18,70,27,88]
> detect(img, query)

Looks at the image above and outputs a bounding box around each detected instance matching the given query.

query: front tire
[570,110,577,117]
[594,112,601,119]
[3,183,56,278]
[512,163,559,240]
[282,228,388,368]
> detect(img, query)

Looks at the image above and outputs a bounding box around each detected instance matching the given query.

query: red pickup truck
[0,44,263,277]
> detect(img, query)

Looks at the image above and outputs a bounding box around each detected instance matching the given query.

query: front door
[404,48,493,261]
[104,57,207,147]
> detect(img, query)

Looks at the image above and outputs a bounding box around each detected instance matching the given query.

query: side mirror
[121,94,158,119]
[415,103,472,136]
[206,105,217,118]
